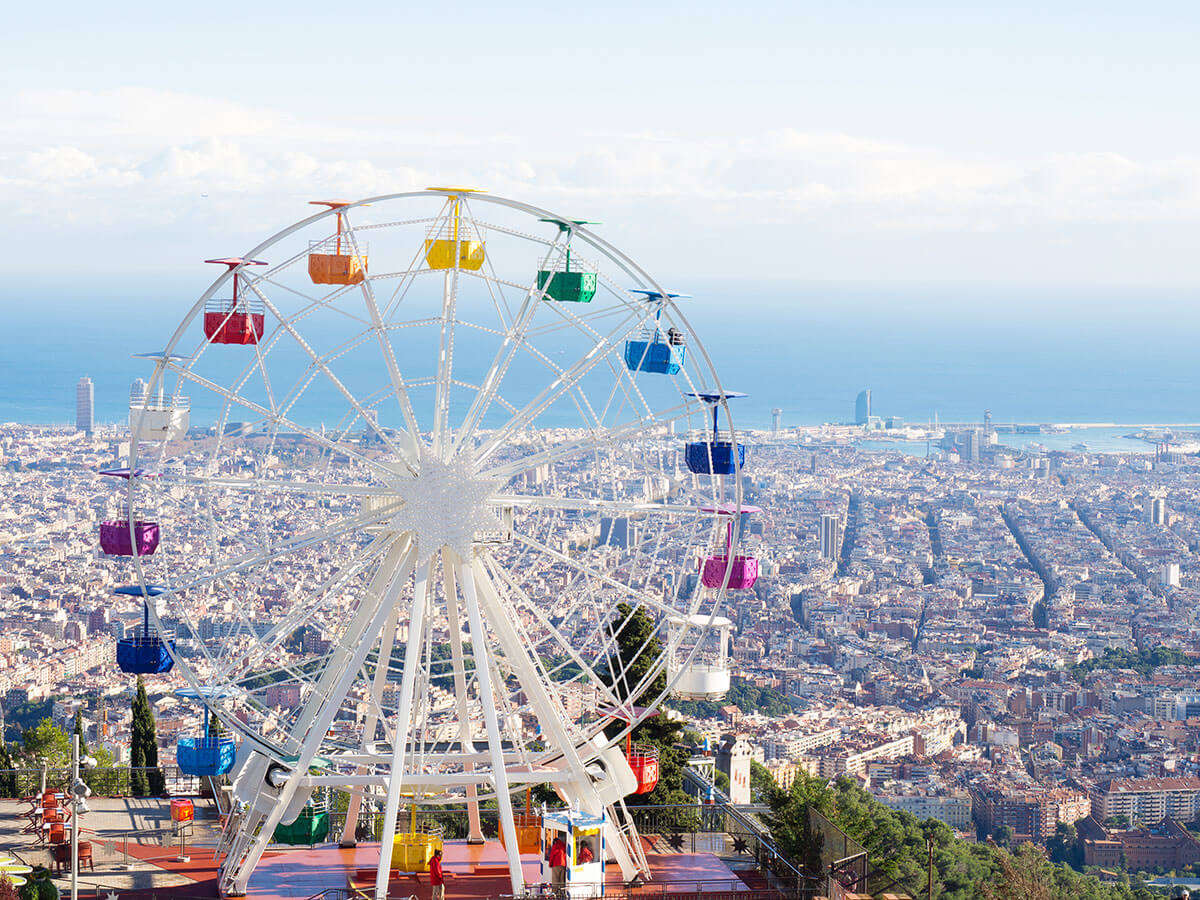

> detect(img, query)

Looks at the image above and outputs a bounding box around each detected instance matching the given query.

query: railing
[205,297,265,313]
[537,252,598,273]
[130,393,191,412]
[308,237,369,255]
[426,224,483,241]
[0,766,211,798]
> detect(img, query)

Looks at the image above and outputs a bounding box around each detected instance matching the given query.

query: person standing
[549,835,568,896]
[430,848,446,900]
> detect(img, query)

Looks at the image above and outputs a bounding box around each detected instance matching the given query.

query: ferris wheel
[107,189,758,900]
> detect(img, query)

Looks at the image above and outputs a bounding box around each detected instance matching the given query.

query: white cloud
[3,87,1200,280]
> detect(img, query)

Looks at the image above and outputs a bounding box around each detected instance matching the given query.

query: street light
[70,734,97,900]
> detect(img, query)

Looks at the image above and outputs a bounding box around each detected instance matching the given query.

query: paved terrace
[0,796,222,898]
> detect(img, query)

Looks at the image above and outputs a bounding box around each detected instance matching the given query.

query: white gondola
[130,388,190,442]
[668,613,733,699]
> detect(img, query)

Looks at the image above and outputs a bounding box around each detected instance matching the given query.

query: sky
[4,1,1200,290]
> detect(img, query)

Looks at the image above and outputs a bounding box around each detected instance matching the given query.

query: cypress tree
[604,603,691,806]
[0,743,17,798]
[130,677,164,796]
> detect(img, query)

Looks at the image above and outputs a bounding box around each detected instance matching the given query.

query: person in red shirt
[429,848,445,900]
[549,835,568,895]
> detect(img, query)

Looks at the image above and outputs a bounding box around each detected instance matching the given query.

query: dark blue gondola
[177,703,235,777]
[684,390,748,475]
[624,290,688,375]
[114,585,175,674]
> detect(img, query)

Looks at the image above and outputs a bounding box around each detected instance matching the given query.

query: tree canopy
[669,678,793,718]
[762,770,1155,900]
[21,719,70,768]
[1068,646,1190,679]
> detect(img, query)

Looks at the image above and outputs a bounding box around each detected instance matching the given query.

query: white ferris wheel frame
[121,190,750,900]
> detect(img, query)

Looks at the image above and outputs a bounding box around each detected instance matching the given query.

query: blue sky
[4,1,1200,288]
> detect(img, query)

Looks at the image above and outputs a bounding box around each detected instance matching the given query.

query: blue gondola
[176,700,236,777]
[114,585,175,674]
[623,290,688,375]
[684,390,748,475]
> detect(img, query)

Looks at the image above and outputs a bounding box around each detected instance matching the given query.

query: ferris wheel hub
[385,452,501,561]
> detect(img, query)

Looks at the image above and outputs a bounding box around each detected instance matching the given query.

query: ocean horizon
[5,278,1198,431]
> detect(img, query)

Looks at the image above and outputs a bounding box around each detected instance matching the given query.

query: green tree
[20,719,70,768]
[762,772,830,882]
[603,603,692,807]
[0,744,17,798]
[130,677,164,796]
[992,825,1016,848]
[749,759,776,803]
[714,769,730,794]
[982,843,1054,900]
[1047,822,1080,868]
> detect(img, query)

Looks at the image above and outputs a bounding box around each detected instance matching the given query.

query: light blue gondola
[623,289,688,375]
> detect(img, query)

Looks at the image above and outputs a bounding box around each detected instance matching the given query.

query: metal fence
[0,766,205,798]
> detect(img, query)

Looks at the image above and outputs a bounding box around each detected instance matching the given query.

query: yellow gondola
[424,189,485,270]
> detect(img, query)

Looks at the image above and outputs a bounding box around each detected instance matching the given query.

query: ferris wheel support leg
[471,560,646,881]
[223,540,416,897]
[443,557,485,844]
[471,561,650,882]
[374,558,433,900]
[456,552,525,897]
[341,603,403,847]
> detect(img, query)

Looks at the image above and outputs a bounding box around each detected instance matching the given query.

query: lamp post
[70,733,96,900]
[71,734,79,900]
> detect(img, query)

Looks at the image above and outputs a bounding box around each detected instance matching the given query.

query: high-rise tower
[76,376,94,433]
[771,408,783,435]
[820,513,841,560]
[855,390,871,425]
[1147,497,1167,526]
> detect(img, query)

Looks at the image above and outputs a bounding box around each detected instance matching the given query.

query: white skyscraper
[76,376,94,433]
[130,378,148,404]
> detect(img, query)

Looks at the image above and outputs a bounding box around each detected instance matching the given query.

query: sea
[4,278,1198,443]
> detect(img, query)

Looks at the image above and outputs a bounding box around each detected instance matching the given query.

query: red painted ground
[106,839,751,900]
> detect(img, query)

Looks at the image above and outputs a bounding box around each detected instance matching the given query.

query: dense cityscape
[10,378,1200,894]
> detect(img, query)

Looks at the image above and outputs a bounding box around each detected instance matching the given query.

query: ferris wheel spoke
[376,557,432,889]
[171,475,394,497]
[493,494,711,517]
[452,550,524,894]
[473,305,656,466]
[340,214,424,454]
[212,532,398,688]
[478,401,694,482]
[164,360,403,482]
[170,501,400,599]
[242,279,417,470]
[508,530,683,621]
[452,232,571,455]
[479,555,625,715]
[441,554,488,842]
